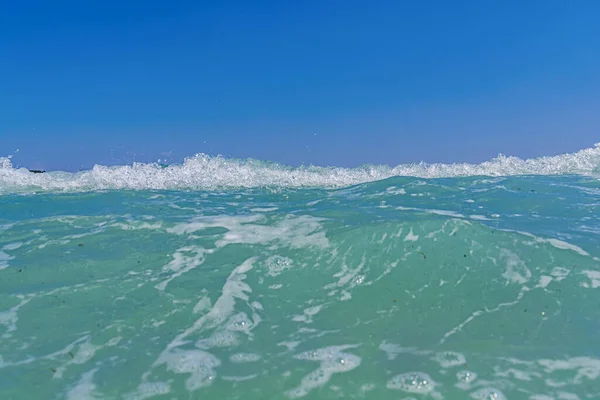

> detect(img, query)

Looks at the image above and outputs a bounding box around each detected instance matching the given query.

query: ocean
[1,146,600,399]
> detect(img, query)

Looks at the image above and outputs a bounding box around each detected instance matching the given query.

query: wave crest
[1,145,599,193]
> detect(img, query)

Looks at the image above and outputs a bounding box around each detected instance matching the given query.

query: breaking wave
[1,144,599,193]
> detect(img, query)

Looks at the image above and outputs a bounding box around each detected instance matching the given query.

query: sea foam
[1,144,599,193]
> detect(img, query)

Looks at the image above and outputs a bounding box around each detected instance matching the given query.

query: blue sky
[1,1,599,171]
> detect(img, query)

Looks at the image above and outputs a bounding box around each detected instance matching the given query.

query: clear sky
[1,1,599,171]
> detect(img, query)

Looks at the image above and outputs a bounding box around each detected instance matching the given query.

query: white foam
[226,312,256,334]
[229,353,261,363]
[168,214,329,249]
[551,267,571,281]
[278,341,301,351]
[360,383,375,392]
[53,336,122,379]
[580,270,600,289]
[538,356,600,383]
[0,242,22,270]
[324,256,366,295]
[387,372,441,398]
[500,249,531,284]
[266,255,294,277]
[221,374,258,381]
[385,186,407,195]
[111,221,163,231]
[125,382,171,400]
[0,223,14,231]
[250,207,278,212]
[544,238,589,256]
[530,395,554,400]
[292,305,324,323]
[2,144,600,193]
[379,343,429,360]
[161,349,221,391]
[0,296,32,337]
[285,345,361,398]
[192,295,212,314]
[339,291,352,301]
[151,257,258,390]
[155,246,209,292]
[0,334,90,371]
[66,369,98,400]
[0,250,13,270]
[404,228,419,242]
[537,275,553,288]
[71,341,101,365]
[455,370,478,390]
[398,206,466,219]
[3,242,22,251]
[470,387,507,399]
[509,230,591,257]
[195,330,239,349]
[167,214,261,235]
[557,392,582,400]
[504,368,542,383]
[434,351,467,368]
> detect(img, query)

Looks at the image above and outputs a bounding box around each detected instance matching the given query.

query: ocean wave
[1,144,599,193]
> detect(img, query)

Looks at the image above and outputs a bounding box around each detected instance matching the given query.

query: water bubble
[470,387,507,400]
[227,312,253,332]
[266,255,294,277]
[456,370,477,383]
[387,372,437,394]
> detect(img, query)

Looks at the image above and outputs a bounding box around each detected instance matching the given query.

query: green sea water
[1,167,600,399]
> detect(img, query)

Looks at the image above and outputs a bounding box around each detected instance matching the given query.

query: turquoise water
[1,150,600,399]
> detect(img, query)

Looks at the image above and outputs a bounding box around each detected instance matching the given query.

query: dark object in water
[28,169,46,174]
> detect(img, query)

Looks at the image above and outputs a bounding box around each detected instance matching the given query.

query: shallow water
[1,173,600,399]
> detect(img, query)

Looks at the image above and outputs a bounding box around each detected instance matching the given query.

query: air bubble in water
[387,372,437,394]
[470,387,507,400]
